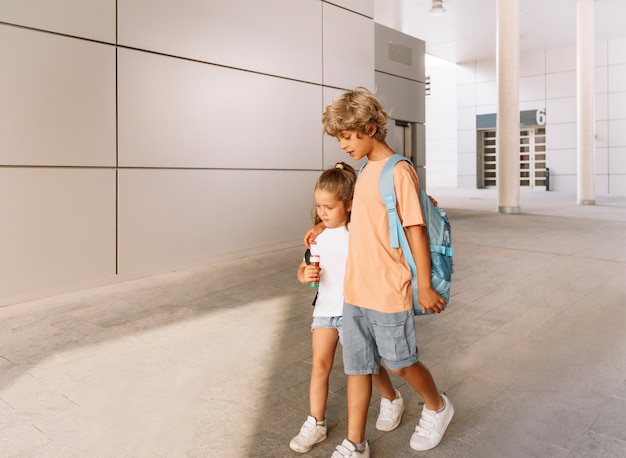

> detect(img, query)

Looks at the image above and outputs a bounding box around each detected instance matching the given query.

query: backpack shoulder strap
[379,154,412,249]
[379,154,419,306]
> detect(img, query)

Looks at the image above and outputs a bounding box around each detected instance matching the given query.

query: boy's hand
[304,222,325,248]
[418,287,447,314]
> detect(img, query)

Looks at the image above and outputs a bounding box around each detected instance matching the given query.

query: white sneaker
[409,394,454,451]
[289,415,327,453]
[330,439,370,457]
[376,389,404,431]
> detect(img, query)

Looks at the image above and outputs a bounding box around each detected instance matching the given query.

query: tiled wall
[0,0,375,305]
[455,37,626,196]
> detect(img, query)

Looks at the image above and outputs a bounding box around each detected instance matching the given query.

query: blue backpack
[362,154,454,316]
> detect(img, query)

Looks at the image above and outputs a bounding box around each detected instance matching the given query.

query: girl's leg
[310,327,339,421]
[372,365,396,400]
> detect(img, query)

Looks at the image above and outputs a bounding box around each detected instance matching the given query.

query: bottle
[309,255,320,288]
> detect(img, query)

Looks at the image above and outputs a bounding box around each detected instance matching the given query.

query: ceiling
[374,0,626,64]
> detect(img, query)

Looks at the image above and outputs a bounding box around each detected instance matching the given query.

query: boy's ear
[346,200,353,212]
[368,124,378,137]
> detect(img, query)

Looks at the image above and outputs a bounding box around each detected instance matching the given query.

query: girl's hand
[304,222,325,248]
[303,264,321,283]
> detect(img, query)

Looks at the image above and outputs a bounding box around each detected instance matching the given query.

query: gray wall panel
[117,49,322,169]
[0,169,116,301]
[375,72,425,123]
[118,0,322,83]
[0,0,115,42]
[117,169,317,275]
[325,0,374,17]
[375,23,425,82]
[0,26,116,167]
[323,3,375,90]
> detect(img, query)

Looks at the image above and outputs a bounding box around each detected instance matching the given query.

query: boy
[311,87,454,457]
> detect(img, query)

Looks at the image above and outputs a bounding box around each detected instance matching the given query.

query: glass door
[479,127,547,189]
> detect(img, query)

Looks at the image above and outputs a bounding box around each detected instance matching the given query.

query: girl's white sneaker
[289,415,327,453]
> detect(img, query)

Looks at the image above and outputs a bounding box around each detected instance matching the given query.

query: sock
[355,441,366,453]
[316,419,325,426]
[436,397,446,413]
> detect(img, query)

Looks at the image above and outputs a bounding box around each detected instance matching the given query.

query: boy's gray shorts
[342,302,419,374]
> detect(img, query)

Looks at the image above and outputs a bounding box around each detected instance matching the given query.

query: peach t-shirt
[344,157,425,313]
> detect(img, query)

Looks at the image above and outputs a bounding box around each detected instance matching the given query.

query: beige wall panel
[0,26,116,167]
[323,3,375,90]
[118,49,322,169]
[0,0,114,42]
[0,169,116,302]
[117,169,318,275]
[118,0,321,83]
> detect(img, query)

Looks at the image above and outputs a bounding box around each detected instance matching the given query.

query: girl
[290,162,404,454]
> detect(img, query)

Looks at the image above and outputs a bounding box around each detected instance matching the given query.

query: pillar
[496,0,520,213]
[577,0,596,205]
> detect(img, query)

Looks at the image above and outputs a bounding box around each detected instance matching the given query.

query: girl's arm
[405,225,446,314]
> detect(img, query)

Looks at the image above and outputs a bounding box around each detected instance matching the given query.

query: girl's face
[314,189,351,229]
[337,129,375,161]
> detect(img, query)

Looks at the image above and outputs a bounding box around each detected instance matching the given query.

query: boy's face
[337,129,376,161]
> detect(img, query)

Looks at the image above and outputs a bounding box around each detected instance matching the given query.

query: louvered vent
[388,41,412,66]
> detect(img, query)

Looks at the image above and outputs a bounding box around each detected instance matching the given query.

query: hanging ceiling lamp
[430,0,446,16]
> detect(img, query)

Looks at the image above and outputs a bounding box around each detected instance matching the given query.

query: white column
[577,0,596,205]
[496,0,520,213]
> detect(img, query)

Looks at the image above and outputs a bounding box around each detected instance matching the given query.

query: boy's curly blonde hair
[321,87,389,142]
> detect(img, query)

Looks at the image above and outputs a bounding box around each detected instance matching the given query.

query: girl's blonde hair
[312,162,357,225]
[321,87,389,142]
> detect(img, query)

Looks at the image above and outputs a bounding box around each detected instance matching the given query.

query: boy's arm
[405,225,447,314]
[303,221,325,248]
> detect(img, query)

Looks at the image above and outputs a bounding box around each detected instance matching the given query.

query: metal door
[387,120,412,160]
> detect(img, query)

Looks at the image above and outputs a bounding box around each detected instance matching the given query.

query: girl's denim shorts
[311,316,343,345]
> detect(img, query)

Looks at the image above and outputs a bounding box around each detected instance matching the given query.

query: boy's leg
[371,365,395,400]
[367,308,453,450]
[347,374,372,444]
[390,362,443,411]
[372,366,404,432]
[337,303,379,454]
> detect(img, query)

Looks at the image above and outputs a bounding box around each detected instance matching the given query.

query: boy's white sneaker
[409,394,454,451]
[330,439,370,457]
[289,415,327,453]
[375,389,404,431]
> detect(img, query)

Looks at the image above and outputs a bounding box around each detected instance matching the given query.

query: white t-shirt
[309,225,349,317]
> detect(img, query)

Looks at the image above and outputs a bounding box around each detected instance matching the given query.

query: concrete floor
[1,189,625,458]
